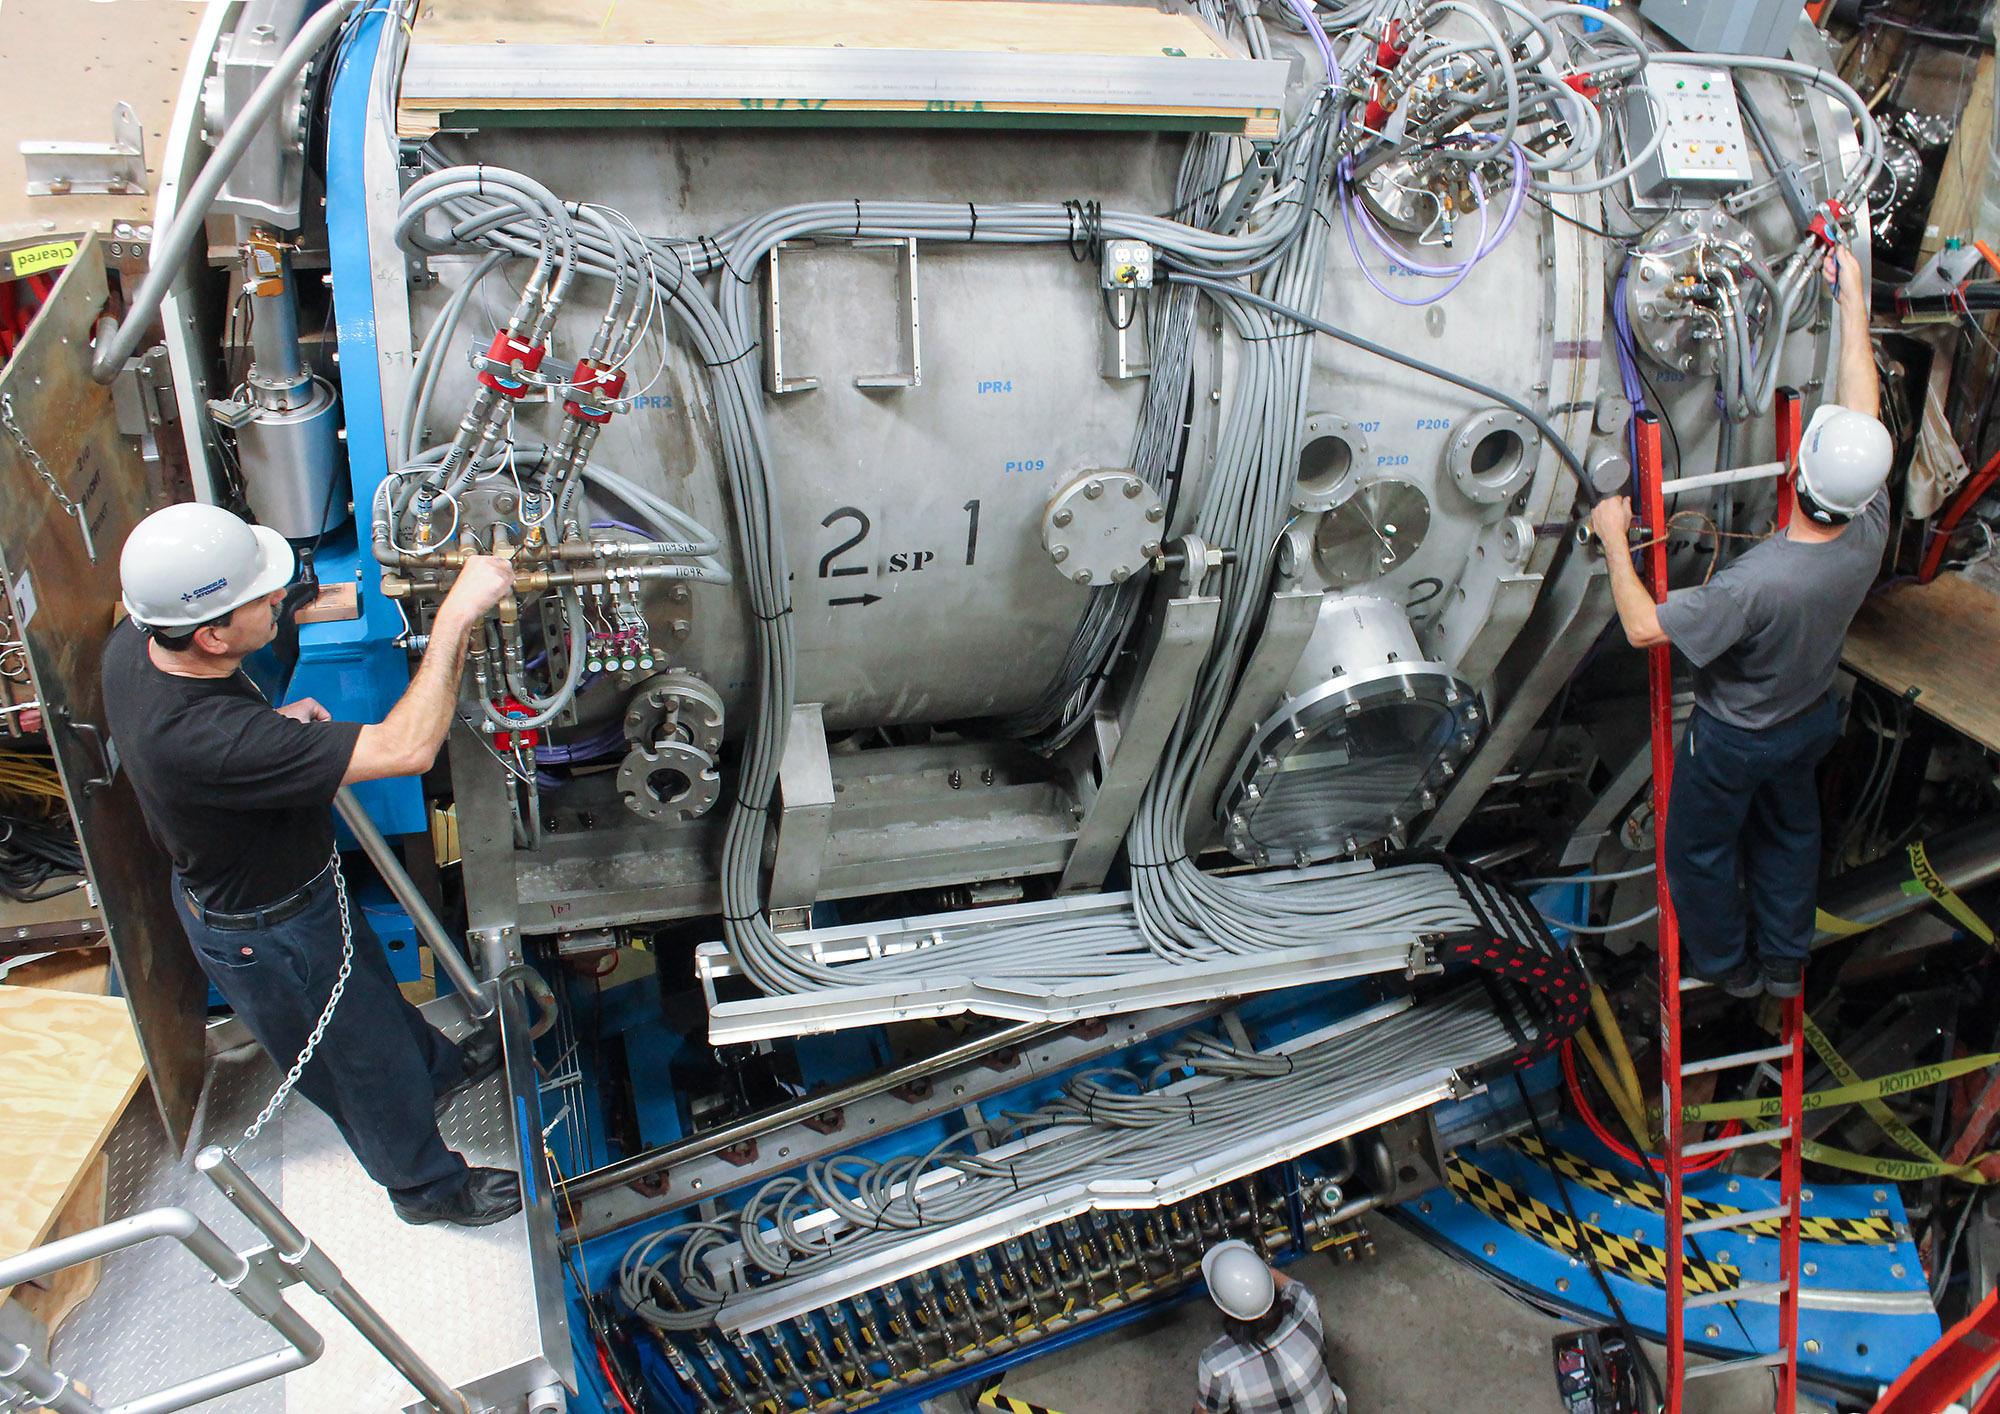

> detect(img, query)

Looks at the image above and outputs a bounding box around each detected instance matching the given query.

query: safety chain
[0,392,96,561]
[235,852,355,1151]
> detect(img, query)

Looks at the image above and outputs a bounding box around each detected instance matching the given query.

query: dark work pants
[1664,696,1841,980]
[178,865,470,1204]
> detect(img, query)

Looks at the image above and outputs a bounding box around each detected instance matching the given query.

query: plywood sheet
[413,0,1236,58]
[1920,54,1995,260]
[0,0,206,240]
[0,986,145,1301]
[1844,573,2000,752]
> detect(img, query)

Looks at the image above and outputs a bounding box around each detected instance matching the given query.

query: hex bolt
[1053,508,1074,528]
[1141,540,1162,558]
[1123,480,1144,498]
[1051,545,1070,563]
[1084,481,1104,500]
[1145,505,1165,523]
[1074,569,1093,584]
[1112,566,1131,583]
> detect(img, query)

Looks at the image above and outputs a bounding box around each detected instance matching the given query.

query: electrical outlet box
[1626,63,1755,200]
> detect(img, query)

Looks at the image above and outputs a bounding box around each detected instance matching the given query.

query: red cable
[1561,1039,1736,1173]
[597,1340,639,1414]
[1919,447,2000,583]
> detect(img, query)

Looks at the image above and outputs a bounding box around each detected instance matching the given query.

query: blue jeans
[1664,697,1841,980]
[177,865,470,1203]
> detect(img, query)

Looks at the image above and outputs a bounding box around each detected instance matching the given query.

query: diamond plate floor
[46,1014,553,1414]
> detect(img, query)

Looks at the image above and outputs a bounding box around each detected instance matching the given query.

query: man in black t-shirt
[104,502,519,1227]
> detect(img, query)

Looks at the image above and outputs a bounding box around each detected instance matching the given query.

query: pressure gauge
[1311,479,1430,587]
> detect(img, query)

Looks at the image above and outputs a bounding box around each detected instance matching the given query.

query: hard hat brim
[124,522,298,630]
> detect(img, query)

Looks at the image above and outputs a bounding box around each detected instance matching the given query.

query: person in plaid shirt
[1193,1241,1348,1414]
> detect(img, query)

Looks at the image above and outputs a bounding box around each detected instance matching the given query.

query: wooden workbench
[1844,573,2000,752]
[0,986,145,1310]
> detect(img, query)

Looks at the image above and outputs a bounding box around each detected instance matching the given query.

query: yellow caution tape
[1675,1012,2000,1184]
[1680,1049,2000,1122]
[1904,841,1996,946]
[1814,841,1995,944]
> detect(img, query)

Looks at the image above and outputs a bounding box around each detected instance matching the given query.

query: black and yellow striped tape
[1445,1157,1738,1294]
[979,1386,1071,1414]
[1515,1137,1900,1245]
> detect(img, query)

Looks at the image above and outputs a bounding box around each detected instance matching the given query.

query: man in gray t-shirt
[1589,244,1890,998]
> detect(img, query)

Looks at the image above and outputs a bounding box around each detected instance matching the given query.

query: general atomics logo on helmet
[180,577,228,604]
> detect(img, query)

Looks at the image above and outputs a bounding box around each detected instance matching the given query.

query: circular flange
[623,671,724,755]
[1625,205,1755,374]
[1443,406,1540,506]
[1293,415,1370,513]
[1310,479,1429,587]
[617,738,721,822]
[1218,662,1486,865]
[1042,469,1164,588]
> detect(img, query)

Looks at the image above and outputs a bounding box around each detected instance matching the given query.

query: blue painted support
[318,3,422,841]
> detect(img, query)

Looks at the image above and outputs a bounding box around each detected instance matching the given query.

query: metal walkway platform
[45,999,569,1414]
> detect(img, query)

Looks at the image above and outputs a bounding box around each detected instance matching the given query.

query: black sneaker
[393,1167,522,1228]
[434,1026,503,1115]
[1693,959,1763,999]
[1761,960,1805,999]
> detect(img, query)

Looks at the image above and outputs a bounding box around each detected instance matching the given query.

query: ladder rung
[1683,1125,1791,1158]
[1684,1279,1789,1310]
[1683,1204,1791,1236]
[1685,1350,1791,1378]
[1681,1044,1793,1077]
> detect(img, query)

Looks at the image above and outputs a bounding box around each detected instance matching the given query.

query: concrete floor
[988,1218,1810,1414]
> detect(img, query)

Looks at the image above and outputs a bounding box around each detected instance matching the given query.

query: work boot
[1761,959,1805,999]
[393,1167,522,1228]
[434,1025,504,1115]
[1693,958,1763,999]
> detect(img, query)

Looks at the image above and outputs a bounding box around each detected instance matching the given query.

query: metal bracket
[770,703,835,910]
[763,241,820,394]
[852,238,921,390]
[20,102,146,197]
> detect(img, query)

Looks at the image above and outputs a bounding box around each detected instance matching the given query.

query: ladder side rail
[1635,408,1688,1409]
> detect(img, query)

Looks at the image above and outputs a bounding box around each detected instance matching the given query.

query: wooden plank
[13,1154,108,1334]
[1920,54,1996,262]
[411,0,1237,59]
[0,0,206,240]
[1843,573,2000,752]
[0,986,145,1304]
[398,0,1279,137]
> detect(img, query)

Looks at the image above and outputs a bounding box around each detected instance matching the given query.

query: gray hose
[91,0,359,384]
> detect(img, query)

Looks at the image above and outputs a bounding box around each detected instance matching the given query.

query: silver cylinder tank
[235,375,349,539]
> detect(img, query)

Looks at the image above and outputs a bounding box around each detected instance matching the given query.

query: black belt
[183,861,332,932]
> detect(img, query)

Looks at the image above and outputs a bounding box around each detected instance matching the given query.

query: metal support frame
[558,1004,1249,1244]
[1184,587,1321,856]
[1423,534,1612,848]
[1060,589,1222,892]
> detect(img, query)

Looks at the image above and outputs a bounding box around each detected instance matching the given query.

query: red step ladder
[1637,395,1807,1410]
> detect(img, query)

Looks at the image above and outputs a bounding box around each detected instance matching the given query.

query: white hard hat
[1201,1239,1275,1321]
[120,503,295,630]
[1797,406,1892,520]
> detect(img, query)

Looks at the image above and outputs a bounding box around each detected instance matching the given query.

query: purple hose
[1285,0,1338,87]
[1338,146,1527,307]
[592,519,656,540]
